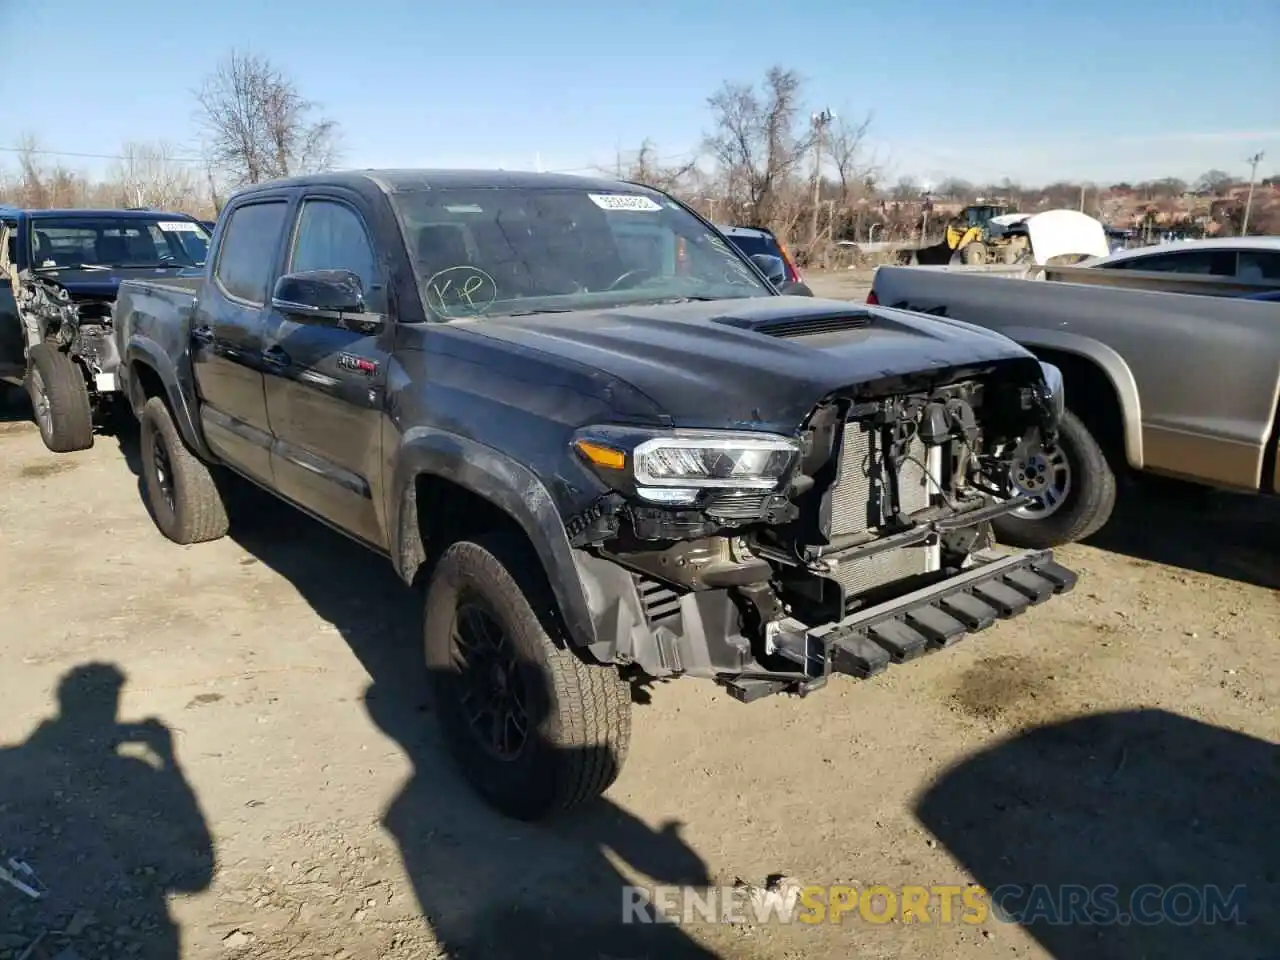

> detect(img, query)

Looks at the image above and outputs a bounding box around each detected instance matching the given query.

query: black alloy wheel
[450,593,530,761]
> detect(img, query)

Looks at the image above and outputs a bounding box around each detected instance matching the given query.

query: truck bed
[112,277,203,393]
[894,260,1279,299]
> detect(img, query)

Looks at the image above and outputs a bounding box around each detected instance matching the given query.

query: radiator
[827,420,938,597]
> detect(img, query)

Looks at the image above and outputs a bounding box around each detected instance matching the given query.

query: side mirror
[271,269,374,325]
[749,253,787,288]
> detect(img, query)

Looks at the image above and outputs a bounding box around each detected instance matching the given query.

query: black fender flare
[123,337,214,461]
[389,427,599,654]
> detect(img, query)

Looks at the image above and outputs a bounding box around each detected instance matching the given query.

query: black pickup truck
[1,206,212,450]
[113,169,1077,820]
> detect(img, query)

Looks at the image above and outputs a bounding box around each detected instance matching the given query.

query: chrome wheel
[30,367,52,439]
[1010,445,1072,519]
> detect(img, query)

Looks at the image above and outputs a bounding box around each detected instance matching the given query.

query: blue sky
[2,0,1277,187]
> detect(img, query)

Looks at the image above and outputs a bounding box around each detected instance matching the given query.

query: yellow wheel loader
[906,203,1032,266]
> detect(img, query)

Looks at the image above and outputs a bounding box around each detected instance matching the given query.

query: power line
[0,144,205,163]
[0,143,705,175]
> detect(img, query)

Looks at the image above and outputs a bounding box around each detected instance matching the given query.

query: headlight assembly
[572,427,800,505]
[633,434,797,488]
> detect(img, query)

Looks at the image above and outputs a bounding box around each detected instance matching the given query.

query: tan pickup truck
[868,257,1280,548]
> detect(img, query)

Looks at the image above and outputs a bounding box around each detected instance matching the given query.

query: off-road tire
[962,242,988,266]
[139,396,230,544]
[25,343,94,452]
[423,533,631,821]
[992,409,1117,549]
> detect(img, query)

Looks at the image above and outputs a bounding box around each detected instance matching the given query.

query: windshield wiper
[499,307,576,317]
[33,263,110,272]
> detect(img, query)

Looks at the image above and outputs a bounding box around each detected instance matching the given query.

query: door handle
[191,325,214,345]
[261,345,291,369]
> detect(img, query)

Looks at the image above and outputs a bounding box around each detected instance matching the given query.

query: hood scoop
[751,311,872,339]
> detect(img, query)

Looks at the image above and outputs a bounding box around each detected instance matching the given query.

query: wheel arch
[390,428,600,655]
[124,338,213,461]
[998,327,1143,470]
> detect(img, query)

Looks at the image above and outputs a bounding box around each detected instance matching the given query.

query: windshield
[390,186,775,319]
[29,217,212,270]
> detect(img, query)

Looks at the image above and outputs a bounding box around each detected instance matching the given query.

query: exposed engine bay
[569,362,1064,686]
[14,270,121,393]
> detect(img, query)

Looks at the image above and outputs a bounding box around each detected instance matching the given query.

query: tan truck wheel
[992,409,1117,548]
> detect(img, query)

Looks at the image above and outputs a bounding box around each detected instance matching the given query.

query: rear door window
[214,201,290,305]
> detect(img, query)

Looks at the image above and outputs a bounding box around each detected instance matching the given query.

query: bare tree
[15,133,48,208]
[826,111,877,207]
[890,175,920,202]
[615,139,698,195]
[703,66,814,228]
[111,141,201,210]
[1194,169,1235,194]
[194,50,341,187]
[936,177,974,202]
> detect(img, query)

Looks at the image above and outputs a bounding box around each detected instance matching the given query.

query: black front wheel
[423,533,631,821]
[991,409,1118,548]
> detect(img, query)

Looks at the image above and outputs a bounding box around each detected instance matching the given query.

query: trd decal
[337,354,378,376]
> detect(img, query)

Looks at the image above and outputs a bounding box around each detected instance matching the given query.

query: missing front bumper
[721,548,1076,703]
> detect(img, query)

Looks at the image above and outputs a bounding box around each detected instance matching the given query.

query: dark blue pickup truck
[0,205,211,450]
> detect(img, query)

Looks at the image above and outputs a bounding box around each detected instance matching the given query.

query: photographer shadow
[0,663,214,960]
[367,674,724,958]
[914,708,1279,959]
[191,480,726,958]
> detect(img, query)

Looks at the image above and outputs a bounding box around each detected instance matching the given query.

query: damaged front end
[15,270,122,397]
[567,358,1076,701]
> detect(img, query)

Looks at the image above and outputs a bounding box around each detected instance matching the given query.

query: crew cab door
[191,196,293,483]
[260,193,390,548]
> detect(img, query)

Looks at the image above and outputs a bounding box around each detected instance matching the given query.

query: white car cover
[1020,209,1110,265]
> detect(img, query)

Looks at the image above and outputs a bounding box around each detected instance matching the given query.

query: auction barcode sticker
[588,193,662,212]
[158,220,202,232]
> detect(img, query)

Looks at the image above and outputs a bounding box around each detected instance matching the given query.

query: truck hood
[468,295,1039,432]
[29,265,204,301]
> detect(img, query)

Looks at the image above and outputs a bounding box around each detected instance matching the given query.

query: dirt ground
[1,324,1278,959]
[805,268,879,302]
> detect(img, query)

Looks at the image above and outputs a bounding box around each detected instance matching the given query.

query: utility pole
[810,108,834,247]
[1241,151,1265,235]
